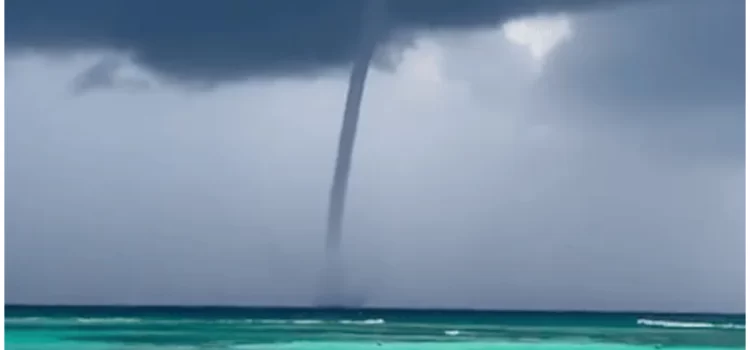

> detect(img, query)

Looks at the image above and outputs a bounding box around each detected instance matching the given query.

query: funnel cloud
[4,0,744,313]
[320,0,386,306]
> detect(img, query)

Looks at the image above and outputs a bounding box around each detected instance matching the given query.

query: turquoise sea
[5,306,745,349]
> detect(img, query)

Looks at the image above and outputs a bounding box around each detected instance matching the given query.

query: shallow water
[5,306,745,349]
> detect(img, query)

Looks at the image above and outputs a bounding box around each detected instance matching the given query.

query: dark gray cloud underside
[537,0,745,163]
[7,0,635,82]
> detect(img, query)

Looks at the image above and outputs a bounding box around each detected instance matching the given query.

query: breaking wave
[6,317,143,324]
[291,320,325,325]
[338,319,385,325]
[6,317,386,326]
[75,317,142,324]
[637,318,744,330]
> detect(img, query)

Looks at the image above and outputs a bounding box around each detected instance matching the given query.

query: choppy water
[5,306,745,349]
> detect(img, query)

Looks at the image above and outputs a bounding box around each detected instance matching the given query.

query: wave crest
[637,318,744,330]
[338,319,385,325]
[75,317,142,324]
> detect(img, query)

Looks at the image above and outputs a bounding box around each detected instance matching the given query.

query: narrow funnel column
[321,0,386,306]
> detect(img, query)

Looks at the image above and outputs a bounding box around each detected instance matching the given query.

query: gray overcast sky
[5,0,745,312]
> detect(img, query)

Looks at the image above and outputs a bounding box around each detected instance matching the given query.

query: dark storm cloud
[534,0,745,163]
[542,0,744,113]
[5,0,744,312]
[7,0,635,82]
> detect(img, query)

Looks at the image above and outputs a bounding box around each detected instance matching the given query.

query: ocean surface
[5,306,745,349]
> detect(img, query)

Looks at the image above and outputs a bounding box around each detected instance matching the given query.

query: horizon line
[4,304,744,316]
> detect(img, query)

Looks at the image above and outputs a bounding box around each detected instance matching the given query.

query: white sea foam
[217,319,255,324]
[75,317,142,324]
[7,317,142,324]
[292,320,325,325]
[637,318,744,330]
[444,330,460,336]
[217,318,385,326]
[338,318,385,325]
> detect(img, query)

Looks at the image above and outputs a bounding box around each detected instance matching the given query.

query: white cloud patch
[502,14,573,73]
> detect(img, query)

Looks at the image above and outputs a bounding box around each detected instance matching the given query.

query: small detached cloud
[71,56,152,95]
[502,14,573,74]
